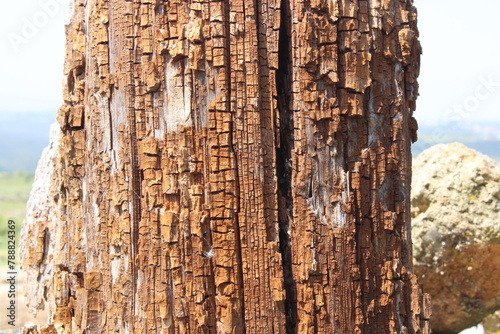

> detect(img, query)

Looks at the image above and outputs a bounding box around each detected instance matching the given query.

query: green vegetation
[0,172,35,201]
[0,172,34,266]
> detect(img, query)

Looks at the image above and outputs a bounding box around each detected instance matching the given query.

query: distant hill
[412,121,500,161]
[0,111,56,172]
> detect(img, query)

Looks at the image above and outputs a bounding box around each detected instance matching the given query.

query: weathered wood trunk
[21,0,429,333]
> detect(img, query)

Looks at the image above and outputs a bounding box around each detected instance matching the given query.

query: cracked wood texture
[21,0,430,333]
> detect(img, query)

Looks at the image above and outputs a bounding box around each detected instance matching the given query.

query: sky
[414,0,500,125]
[0,0,70,113]
[0,0,499,126]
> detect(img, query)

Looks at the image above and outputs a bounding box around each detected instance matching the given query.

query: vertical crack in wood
[277,0,297,332]
[108,89,114,151]
[127,7,140,328]
[128,88,140,334]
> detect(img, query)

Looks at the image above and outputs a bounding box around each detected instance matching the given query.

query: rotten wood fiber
[21,0,429,333]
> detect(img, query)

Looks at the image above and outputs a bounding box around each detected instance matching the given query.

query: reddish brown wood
[21,0,429,333]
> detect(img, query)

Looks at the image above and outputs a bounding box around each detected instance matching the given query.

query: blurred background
[0,0,498,332]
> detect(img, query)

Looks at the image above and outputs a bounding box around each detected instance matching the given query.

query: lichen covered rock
[412,142,500,333]
[483,310,500,334]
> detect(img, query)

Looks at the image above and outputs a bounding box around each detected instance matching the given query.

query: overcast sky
[1,0,499,126]
[0,0,69,113]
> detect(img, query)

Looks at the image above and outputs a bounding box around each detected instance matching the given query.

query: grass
[0,172,34,267]
[0,172,34,201]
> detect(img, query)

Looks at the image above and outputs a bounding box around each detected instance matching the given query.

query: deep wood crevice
[276,0,297,332]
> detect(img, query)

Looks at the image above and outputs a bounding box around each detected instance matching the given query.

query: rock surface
[483,310,500,334]
[412,142,500,334]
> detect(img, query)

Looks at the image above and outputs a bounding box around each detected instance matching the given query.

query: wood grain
[21,0,429,333]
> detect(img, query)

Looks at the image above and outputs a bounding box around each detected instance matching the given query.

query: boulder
[483,310,500,334]
[411,142,500,334]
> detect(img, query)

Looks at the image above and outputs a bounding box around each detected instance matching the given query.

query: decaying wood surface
[21,0,429,333]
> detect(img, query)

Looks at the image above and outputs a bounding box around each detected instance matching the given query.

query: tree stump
[21,0,430,333]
